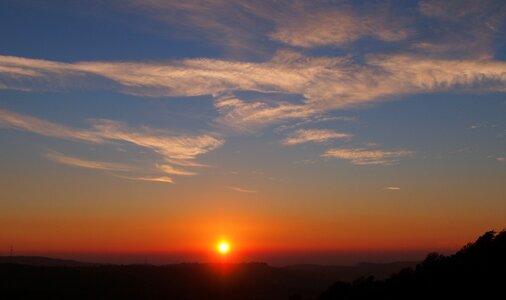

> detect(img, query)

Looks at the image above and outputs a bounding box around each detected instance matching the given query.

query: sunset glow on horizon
[0,1,505,266]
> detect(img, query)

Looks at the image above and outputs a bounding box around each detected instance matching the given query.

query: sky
[0,0,505,265]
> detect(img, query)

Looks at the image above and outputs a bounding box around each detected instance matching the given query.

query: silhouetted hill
[2,230,503,299]
[0,256,98,267]
[285,261,417,282]
[0,260,415,300]
[319,230,506,300]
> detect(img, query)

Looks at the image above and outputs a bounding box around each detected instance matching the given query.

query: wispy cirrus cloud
[415,0,506,59]
[1,51,506,132]
[126,0,410,51]
[384,186,401,191]
[114,174,174,184]
[270,8,410,48]
[226,186,257,193]
[0,108,223,180]
[156,164,197,176]
[283,129,352,145]
[0,108,102,143]
[322,148,412,165]
[45,151,133,171]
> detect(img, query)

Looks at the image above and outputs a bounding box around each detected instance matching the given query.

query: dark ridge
[285,261,418,282]
[0,256,99,267]
[1,230,504,299]
[318,230,506,300]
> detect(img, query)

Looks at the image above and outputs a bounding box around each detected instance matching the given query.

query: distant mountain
[0,256,98,267]
[285,261,418,282]
[0,259,416,299]
[4,230,504,300]
[319,230,506,300]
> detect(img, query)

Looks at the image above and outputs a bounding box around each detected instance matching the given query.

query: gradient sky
[0,0,505,265]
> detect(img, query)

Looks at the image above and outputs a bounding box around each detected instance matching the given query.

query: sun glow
[217,241,230,254]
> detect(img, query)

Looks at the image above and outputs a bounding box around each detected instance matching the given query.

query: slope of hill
[319,230,506,300]
[0,260,415,299]
[0,256,98,267]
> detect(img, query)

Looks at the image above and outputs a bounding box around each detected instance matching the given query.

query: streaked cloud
[0,108,102,143]
[271,9,409,48]
[226,186,257,193]
[156,164,197,176]
[45,151,132,172]
[1,52,506,132]
[323,148,411,165]
[276,115,356,132]
[126,1,410,51]
[0,108,224,180]
[384,186,401,191]
[416,0,506,59]
[115,175,174,184]
[497,157,505,162]
[214,96,316,132]
[283,129,352,145]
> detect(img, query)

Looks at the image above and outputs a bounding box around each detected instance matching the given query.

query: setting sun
[217,242,230,255]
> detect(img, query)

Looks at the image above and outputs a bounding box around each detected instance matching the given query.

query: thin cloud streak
[323,148,412,165]
[0,108,224,180]
[283,129,352,145]
[384,186,401,191]
[0,108,102,143]
[226,186,257,193]
[270,8,410,47]
[45,151,132,172]
[114,174,174,184]
[1,52,506,132]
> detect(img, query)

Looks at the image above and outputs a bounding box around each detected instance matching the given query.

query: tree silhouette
[319,230,506,300]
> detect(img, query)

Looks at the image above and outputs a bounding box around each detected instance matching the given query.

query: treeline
[318,230,506,300]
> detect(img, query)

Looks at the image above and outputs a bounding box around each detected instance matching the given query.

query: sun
[217,241,230,255]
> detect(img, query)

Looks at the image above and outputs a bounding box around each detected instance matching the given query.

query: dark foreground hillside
[0,230,504,300]
[0,260,413,300]
[319,230,506,300]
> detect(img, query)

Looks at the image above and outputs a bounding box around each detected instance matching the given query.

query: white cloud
[0,108,102,143]
[270,9,410,47]
[0,108,224,181]
[2,52,506,132]
[156,164,197,176]
[226,186,257,193]
[283,129,352,145]
[384,186,401,191]
[45,151,132,172]
[115,175,174,184]
[323,148,411,165]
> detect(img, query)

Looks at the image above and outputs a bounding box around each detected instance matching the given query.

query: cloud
[88,119,223,161]
[416,0,506,59]
[114,175,174,183]
[125,0,279,55]
[276,115,356,132]
[226,186,257,193]
[497,157,505,162]
[283,129,352,145]
[0,108,224,180]
[156,164,197,176]
[45,151,132,171]
[214,96,317,132]
[126,0,410,51]
[0,108,102,143]
[1,52,506,132]
[384,186,401,191]
[322,148,411,165]
[270,8,410,48]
